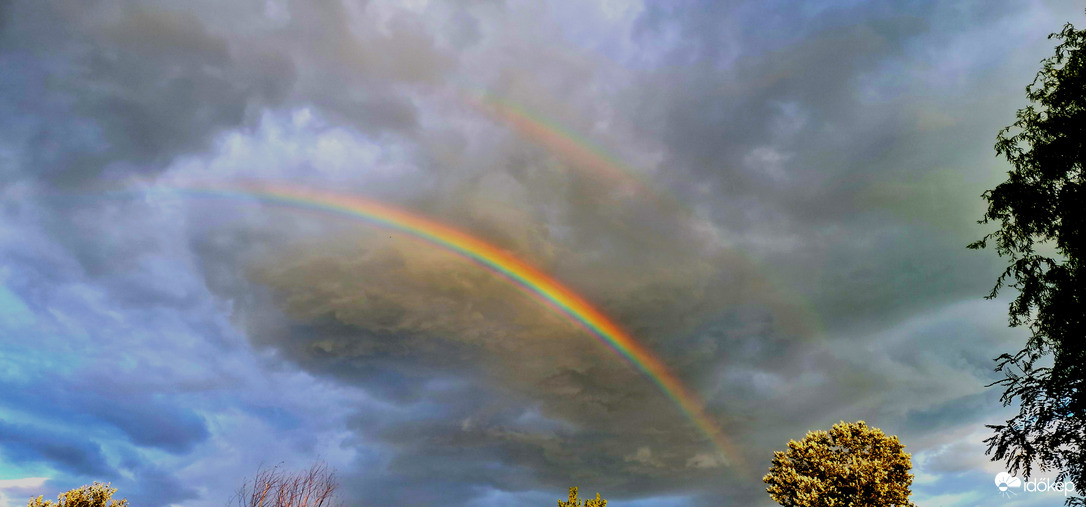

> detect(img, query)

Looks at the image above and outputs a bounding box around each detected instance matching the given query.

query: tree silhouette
[969,12,1086,506]
[763,421,915,507]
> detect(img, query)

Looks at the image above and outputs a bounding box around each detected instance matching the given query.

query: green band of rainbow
[167,182,739,467]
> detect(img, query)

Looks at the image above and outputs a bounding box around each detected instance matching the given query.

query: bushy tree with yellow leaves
[558,486,607,507]
[763,421,915,507]
[26,482,128,507]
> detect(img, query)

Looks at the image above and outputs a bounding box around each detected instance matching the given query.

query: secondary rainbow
[464,91,678,208]
[464,91,823,341]
[167,181,740,467]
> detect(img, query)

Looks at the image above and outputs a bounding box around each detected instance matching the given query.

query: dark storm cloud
[231,183,815,503]
[618,0,1081,337]
[0,421,116,477]
[0,0,459,190]
[2,2,478,503]
[0,2,293,188]
[0,378,209,453]
[114,452,201,507]
[204,1,1085,504]
[628,0,1023,203]
[3,0,1085,505]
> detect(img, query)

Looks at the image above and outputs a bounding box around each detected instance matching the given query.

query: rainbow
[465,91,822,341]
[465,91,678,208]
[163,181,740,467]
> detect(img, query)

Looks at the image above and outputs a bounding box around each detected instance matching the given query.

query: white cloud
[0,478,49,507]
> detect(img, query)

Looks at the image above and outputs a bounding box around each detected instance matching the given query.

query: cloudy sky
[1,1,1083,505]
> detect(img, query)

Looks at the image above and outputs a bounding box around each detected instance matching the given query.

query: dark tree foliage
[969,14,1086,506]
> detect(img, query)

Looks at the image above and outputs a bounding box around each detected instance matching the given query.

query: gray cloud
[3,0,1085,505]
[0,2,291,188]
[0,379,209,453]
[0,421,116,478]
[221,179,819,503]
[170,1,1084,503]
[0,0,465,192]
[615,0,1083,339]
